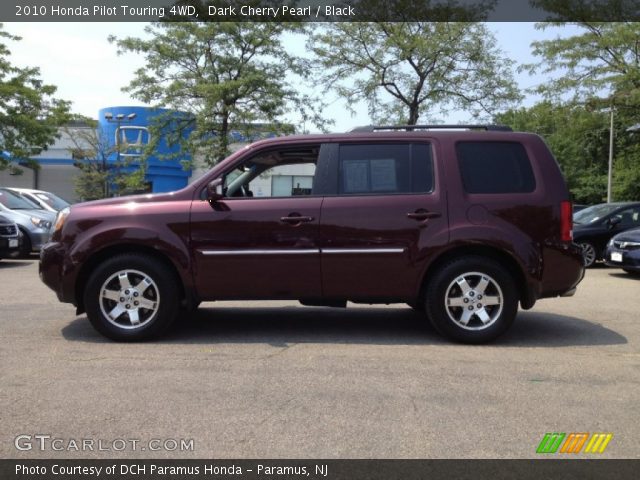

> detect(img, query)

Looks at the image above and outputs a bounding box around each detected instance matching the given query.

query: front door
[190,144,323,300]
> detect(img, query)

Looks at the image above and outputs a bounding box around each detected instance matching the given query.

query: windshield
[32,192,70,210]
[573,203,619,225]
[0,189,41,210]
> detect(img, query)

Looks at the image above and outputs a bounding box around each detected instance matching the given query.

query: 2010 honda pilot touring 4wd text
[40,125,584,343]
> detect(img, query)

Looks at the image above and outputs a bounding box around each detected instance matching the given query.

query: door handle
[407,210,441,221]
[280,215,314,224]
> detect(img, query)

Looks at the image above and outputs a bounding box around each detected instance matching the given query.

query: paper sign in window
[343,159,369,193]
[370,158,397,191]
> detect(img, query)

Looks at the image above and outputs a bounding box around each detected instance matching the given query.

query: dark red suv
[40,125,584,343]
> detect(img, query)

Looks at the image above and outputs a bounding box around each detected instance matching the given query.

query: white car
[5,187,70,213]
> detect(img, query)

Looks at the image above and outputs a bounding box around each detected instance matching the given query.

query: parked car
[605,227,640,275]
[5,187,71,213]
[40,125,584,343]
[573,204,589,213]
[0,188,55,257]
[0,214,20,260]
[573,202,640,267]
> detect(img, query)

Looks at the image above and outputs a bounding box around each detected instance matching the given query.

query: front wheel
[425,256,518,343]
[84,254,180,341]
[578,241,597,267]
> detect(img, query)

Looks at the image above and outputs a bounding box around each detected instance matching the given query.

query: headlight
[30,217,52,229]
[53,207,70,234]
[608,237,615,247]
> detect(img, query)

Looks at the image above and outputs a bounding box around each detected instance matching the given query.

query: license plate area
[611,252,623,262]
[9,239,18,248]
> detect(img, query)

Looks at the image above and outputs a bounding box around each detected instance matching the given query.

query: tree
[525,21,640,201]
[0,24,70,171]
[64,116,149,200]
[308,22,521,125]
[526,21,640,104]
[111,22,327,167]
[496,102,610,203]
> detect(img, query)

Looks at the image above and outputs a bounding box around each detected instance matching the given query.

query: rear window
[456,142,536,194]
[338,143,433,195]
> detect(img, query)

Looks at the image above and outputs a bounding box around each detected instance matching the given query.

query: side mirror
[608,216,622,228]
[206,178,224,202]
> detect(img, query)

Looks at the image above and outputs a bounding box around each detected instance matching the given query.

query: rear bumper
[537,242,585,300]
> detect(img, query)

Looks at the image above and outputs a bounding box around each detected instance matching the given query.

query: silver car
[5,187,71,213]
[0,188,54,257]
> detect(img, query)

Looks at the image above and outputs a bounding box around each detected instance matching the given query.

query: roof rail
[350,124,513,133]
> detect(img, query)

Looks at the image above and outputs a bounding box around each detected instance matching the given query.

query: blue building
[98,106,192,194]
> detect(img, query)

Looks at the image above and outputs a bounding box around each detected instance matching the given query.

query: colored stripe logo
[537,433,613,454]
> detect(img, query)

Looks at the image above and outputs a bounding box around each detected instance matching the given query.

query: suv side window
[338,143,433,195]
[223,146,319,198]
[456,142,536,194]
[614,207,640,227]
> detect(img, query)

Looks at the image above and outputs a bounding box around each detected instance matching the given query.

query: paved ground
[0,257,638,459]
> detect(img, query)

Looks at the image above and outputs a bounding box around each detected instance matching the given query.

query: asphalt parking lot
[1,257,638,459]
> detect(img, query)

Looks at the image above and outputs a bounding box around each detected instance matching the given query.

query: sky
[3,22,576,132]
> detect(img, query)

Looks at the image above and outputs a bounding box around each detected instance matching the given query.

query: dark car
[40,125,584,343]
[605,227,640,275]
[573,202,640,267]
[0,214,20,260]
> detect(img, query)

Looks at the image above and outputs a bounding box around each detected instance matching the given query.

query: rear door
[319,141,448,300]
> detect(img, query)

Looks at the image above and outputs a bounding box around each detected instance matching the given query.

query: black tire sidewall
[425,256,518,344]
[84,254,179,341]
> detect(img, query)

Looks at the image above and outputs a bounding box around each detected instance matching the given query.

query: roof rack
[350,124,513,133]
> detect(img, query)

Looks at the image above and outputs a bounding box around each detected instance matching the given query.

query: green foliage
[65,116,148,200]
[0,24,70,171]
[308,22,521,125]
[111,22,328,167]
[496,101,640,203]
[526,22,640,105]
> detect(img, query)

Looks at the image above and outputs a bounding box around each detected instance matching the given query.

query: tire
[17,229,32,258]
[84,254,180,341]
[578,241,597,267]
[425,256,518,344]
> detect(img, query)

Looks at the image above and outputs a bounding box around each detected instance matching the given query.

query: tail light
[561,200,573,242]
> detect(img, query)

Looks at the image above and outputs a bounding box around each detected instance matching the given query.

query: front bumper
[0,236,20,257]
[605,245,640,271]
[39,241,74,303]
[27,229,51,251]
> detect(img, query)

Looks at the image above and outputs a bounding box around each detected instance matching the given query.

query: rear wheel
[425,256,518,343]
[84,254,180,341]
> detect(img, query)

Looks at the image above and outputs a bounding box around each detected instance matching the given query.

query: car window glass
[338,143,433,195]
[573,204,620,224]
[0,190,41,210]
[223,146,319,198]
[615,207,640,227]
[456,142,535,194]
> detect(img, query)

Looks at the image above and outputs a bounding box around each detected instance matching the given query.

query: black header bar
[3,0,640,22]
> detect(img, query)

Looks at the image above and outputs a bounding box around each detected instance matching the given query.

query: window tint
[338,143,433,195]
[614,207,640,227]
[456,142,536,194]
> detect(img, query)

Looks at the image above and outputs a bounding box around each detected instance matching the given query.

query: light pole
[103,112,137,197]
[607,106,614,203]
